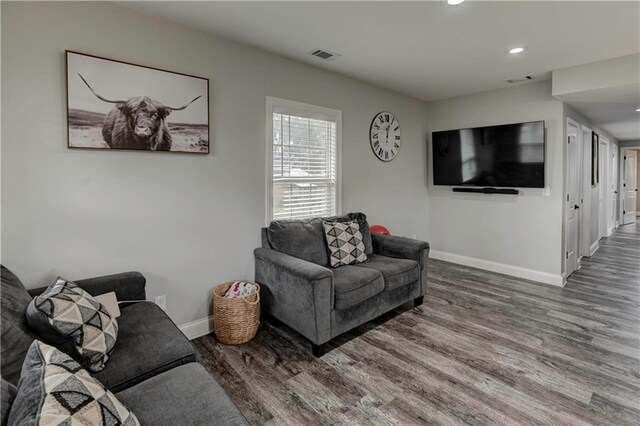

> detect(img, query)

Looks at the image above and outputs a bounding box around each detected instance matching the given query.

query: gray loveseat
[254,213,430,356]
[1,265,248,426]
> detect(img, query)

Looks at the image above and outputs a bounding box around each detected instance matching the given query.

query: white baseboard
[589,241,599,256]
[430,250,564,287]
[179,315,214,340]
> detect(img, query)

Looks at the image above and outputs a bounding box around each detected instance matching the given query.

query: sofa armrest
[28,272,147,301]
[254,248,333,345]
[255,248,333,282]
[371,234,429,266]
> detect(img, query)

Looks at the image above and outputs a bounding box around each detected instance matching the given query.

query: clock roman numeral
[378,147,383,156]
[394,126,399,131]
[373,124,380,130]
[385,114,390,122]
[384,151,389,160]
[394,143,399,149]
[373,140,379,148]
[395,136,400,140]
[372,132,378,139]
[390,149,395,156]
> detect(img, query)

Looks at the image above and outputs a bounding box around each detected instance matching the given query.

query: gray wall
[425,80,565,279]
[1,2,430,326]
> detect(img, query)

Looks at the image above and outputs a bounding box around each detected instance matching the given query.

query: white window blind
[270,106,339,221]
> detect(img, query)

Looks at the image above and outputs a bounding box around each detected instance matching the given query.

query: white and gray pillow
[26,278,118,372]
[323,220,368,267]
[7,340,139,426]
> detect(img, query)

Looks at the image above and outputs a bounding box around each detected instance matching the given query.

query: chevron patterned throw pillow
[323,220,368,267]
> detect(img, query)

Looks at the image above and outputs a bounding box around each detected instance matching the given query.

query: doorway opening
[622,147,639,225]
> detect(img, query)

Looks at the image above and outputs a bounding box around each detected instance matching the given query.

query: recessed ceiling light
[508,47,526,54]
[636,107,640,112]
[447,0,465,5]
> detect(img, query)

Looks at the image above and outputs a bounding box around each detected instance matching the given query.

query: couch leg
[312,343,326,357]
[414,296,424,307]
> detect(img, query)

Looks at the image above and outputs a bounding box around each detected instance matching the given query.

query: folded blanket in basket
[224,281,257,298]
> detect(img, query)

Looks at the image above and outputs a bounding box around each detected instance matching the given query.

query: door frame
[621,146,640,224]
[610,146,618,232]
[598,136,609,239]
[564,118,582,277]
[580,125,592,258]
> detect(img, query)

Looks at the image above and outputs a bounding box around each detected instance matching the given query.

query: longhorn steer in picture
[78,73,201,151]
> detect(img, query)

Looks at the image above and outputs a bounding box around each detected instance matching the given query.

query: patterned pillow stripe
[32,278,118,372]
[323,221,368,267]
[7,341,139,426]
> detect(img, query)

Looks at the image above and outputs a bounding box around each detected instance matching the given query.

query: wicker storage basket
[213,282,260,345]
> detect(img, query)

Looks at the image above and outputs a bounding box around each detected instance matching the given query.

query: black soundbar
[452,187,519,195]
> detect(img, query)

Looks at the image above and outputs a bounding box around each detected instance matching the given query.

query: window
[266,97,341,222]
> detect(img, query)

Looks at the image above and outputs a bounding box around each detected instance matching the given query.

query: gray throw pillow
[7,340,139,426]
[26,278,118,372]
[1,265,37,387]
[323,220,369,267]
[346,212,373,256]
[1,378,17,426]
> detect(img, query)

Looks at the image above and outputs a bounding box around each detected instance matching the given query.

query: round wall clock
[369,111,401,162]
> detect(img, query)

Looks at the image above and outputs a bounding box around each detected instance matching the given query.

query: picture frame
[591,132,599,186]
[66,50,210,154]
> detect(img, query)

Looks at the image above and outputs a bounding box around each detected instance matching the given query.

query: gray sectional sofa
[0,265,248,426]
[255,213,430,356]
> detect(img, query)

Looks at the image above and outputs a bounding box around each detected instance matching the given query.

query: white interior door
[598,141,608,238]
[580,127,592,257]
[623,151,637,224]
[610,148,617,231]
[565,122,580,277]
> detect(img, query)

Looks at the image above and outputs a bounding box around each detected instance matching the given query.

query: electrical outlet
[154,295,166,311]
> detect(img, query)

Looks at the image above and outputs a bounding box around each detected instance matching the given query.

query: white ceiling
[563,83,640,141]
[120,1,640,102]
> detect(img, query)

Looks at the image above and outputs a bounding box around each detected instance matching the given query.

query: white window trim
[265,96,342,224]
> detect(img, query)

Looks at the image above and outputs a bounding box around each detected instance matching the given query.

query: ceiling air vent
[308,49,340,61]
[505,75,536,84]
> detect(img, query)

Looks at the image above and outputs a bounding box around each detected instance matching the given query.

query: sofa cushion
[0,265,36,386]
[267,212,373,266]
[268,217,330,265]
[323,221,368,267]
[26,277,119,372]
[116,363,248,426]
[333,266,384,310]
[354,254,420,290]
[1,378,17,426]
[93,302,196,393]
[8,341,139,426]
[345,212,373,256]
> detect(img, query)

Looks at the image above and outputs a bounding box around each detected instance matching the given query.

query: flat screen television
[432,121,545,188]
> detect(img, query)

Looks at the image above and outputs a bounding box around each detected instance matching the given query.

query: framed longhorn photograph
[66,50,209,153]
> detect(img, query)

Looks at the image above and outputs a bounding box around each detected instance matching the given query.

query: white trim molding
[179,315,214,340]
[430,250,565,287]
[590,241,600,257]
